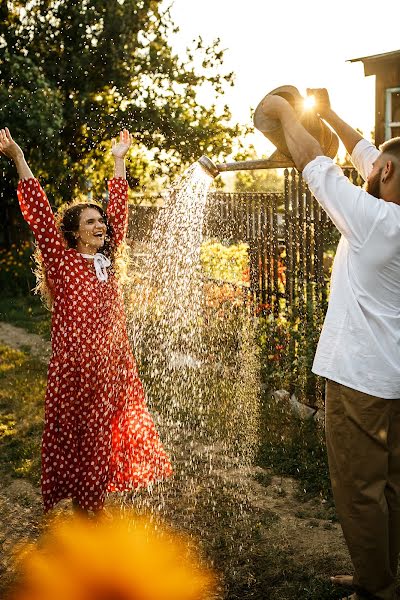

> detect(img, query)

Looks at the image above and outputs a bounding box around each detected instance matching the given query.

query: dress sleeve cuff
[17,177,39,188]
[108,177,128,190]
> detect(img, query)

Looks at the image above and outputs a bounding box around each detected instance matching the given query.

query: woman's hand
[0,128,34,180]
[111,129,132,160]
[0,128,24,161]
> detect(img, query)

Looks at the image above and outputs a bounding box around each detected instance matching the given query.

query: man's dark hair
[379,137,400,160]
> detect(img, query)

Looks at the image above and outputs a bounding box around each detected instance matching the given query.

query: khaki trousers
[325,380,400,600]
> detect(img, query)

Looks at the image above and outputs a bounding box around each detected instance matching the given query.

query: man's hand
[111,129,132,160]
[0,128,24,161]
[306,88,331,119]
[261,95,292,121]
[306,88,362,155]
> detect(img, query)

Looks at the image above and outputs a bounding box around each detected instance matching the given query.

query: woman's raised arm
[107,129,132,245]
[0,128,34,180]
[0,128,64,274]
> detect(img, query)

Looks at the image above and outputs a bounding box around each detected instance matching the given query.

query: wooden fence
[127,169,362,320]
[204,169,347,316]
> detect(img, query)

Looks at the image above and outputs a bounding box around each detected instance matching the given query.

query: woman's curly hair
[59,202,115,257]
[34,200,130,309]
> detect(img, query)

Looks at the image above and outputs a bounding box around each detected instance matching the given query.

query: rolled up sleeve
[351,139,380,182]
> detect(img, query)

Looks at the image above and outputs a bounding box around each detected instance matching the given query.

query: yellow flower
[11,511,216,600]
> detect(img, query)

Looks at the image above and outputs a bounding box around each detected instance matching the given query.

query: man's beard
[365,167,382,199]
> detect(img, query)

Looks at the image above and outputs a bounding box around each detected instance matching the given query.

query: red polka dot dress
[17,177,172,512]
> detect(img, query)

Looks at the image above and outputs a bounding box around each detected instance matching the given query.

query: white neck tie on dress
[80,252,111,282]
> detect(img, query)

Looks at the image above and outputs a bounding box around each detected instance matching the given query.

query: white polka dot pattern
[17,178,172,512]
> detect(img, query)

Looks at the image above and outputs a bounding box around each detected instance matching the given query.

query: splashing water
[126,161,261,502]
[128,163,210,425]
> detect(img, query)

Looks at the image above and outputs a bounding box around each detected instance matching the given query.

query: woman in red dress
[0,127,172,515]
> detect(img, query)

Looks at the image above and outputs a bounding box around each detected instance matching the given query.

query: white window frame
[385,87,400,140]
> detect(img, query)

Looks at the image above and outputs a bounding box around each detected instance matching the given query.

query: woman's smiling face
[76,207,107,254]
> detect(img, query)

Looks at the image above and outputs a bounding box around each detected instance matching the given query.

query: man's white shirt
[302,139,400,398]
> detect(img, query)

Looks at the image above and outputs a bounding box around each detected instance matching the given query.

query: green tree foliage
[0,0,241,206]
[0,48,64,244]
[0,53,64,171]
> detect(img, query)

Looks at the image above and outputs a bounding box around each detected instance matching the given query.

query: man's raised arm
[260,95,323,171]
[307,88,363,156]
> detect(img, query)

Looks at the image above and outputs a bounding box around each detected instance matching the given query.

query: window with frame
[385,87,400,139]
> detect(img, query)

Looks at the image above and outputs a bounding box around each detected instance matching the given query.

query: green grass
[257,392,334,504]
[0,344,46,485]
[0,294,51,340]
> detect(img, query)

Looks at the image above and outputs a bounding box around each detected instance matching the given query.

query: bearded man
[260,88,400,600]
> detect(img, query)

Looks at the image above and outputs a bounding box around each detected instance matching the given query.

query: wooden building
[349,50,400,146]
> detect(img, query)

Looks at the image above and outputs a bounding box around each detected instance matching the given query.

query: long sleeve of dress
[17,178,64,277]
[107,178,129,246]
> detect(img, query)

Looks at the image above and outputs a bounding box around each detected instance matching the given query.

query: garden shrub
[257,308,324,407]
[128,269,261,464]
[257,391,332,501]
[200,240,250,285]
[0,241,36,296]
[0,241,50,338]
[256,307,332,499]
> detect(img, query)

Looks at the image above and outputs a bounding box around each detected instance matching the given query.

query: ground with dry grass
[0,323,356,599]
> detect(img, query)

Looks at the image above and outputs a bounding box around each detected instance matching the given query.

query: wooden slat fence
[205,168,360,318]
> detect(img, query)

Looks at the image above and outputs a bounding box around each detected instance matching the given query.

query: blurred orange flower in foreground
[10,512,216,600]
